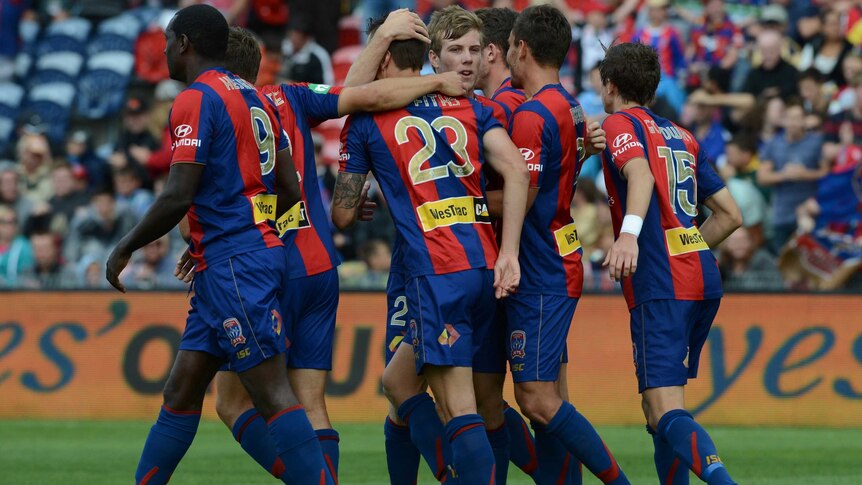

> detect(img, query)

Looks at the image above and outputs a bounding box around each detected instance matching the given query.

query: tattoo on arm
[332,173,365,209]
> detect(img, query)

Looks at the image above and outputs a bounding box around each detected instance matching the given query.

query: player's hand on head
[105,245,131,293]
[358,181,377,222]
[438,71,468,98]
[493,252,521,299]
[602,233,639,282]
[586,121,606,156]
[175,248,195,284]
[381,8,430,44]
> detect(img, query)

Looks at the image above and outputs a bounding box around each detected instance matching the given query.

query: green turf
[0,420,860,484]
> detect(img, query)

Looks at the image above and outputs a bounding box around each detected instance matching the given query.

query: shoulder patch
[309,84,331,94]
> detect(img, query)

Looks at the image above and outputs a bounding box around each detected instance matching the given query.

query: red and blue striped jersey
[631,25,686,77]
[169,68,288,271]
[340,93,502,277]
[510,84,586,298]
[491,77,525,120]
[601,107,726,310]
[262,82,342,279]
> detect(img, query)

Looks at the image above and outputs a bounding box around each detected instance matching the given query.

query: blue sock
[397,393,449,481]
[648,425,688,484]
[503,404,538,477]
[487,424,510,485]
[445,414,495,484]
[384,417,421,485]
[231,408,284,478]
[533,421,575,485]
[267,406,334,485]
[546,402,629,484]
[657,410,736,485]
[567,456,583,485]
[316,428,340,482]
[135,406,201,484]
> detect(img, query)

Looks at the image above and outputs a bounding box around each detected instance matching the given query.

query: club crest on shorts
[510,330,526,359]
[223,318,246,347]
[271,309,283,336]
[410,319,419,348]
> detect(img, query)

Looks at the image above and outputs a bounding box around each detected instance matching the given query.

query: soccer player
[332,20,531,484]
[599,42,742,485]
[344,12,469,483]
[198,25,468,482]
[504,6,630,485]
[104,5,333,485]
[475,7,524,118]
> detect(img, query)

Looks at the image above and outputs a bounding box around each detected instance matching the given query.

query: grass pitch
[1,420,860,484]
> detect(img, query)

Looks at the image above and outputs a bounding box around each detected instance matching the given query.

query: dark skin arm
[275,147,302,218]
[106,163,203,292]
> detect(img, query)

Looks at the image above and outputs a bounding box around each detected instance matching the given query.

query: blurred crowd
[2,0,861,291]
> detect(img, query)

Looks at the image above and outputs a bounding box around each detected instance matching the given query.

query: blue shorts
[384,271,410,366]
[407,269,495,373]
[472,300,508,374]
[505,293,577,383]
[282,267,339,370]
[180,248,286,373]
[630,299,721,393]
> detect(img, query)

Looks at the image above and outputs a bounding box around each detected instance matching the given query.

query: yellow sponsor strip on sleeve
[553,222,582,257]
[416,196,490,232]
[665,226,710,256]
[251,194,277,224]
[276,201,311,237]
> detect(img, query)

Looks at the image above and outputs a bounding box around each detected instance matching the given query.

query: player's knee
[514,386,559,425]
[215,392,253,427]
[382,367,423,408]
[476,396,504,428]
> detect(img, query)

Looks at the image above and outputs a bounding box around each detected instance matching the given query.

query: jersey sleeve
[602,113,646,172]
[268,100,291,153]
[289,83,343,126]
[509,108,546,188]
[338,114,371,174]
[696,150,726,203]
[169,89,213,165]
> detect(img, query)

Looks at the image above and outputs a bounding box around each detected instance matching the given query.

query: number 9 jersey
[339,94,502,277]
[601,107,726,310]
[169,68,289,271]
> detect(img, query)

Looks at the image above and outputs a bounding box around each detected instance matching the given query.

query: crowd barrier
[1,293,860,427]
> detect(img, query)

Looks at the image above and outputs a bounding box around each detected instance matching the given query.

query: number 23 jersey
[339,94,502,278]
[601,107,726,309]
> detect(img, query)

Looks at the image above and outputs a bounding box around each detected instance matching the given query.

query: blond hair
[428,5,484,55]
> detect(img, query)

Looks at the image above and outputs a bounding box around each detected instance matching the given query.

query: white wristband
[620,214,643,238]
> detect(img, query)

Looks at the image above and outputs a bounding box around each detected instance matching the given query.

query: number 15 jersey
[601,107,726,309]
[339,93,502,278]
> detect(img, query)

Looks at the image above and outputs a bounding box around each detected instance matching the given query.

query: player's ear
[429,50,440,72]
[380,51,392,75]
[484,44,496,64]
[177,33,190,55]
[516,39,527,61]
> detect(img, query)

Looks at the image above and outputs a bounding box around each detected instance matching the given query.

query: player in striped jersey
[503,6,629,485]
[105,6,334,484]
[599,42,741,485]
[333,16,530,482]
[174,23,468,482]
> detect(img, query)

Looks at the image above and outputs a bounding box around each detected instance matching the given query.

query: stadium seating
[88,14,143,56]
[331,45,363,85]
[0,82,26,154]
[76,51,135,119]
[21,82,76,145]
[36,17,92,57]
[28,52,85,89]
